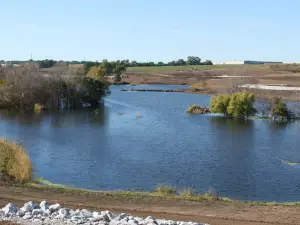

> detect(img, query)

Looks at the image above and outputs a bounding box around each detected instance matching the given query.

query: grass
[179,187,196,197]
[153,184,177,195]
[0,138,32,182]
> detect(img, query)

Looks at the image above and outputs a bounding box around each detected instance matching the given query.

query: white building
[223,60,282,65]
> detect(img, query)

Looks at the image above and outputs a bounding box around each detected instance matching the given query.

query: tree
[227,91,256,118]
[210,94,231,116]
[113,62,127,82]
[269,97,290,118]
[87,66,104,80]
[176,59,186,65]
[202,60,213,65]
[187,56,201,65]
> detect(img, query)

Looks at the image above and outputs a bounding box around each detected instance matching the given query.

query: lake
[1,84,300,202]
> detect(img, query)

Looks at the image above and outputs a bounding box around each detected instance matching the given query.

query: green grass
[0,139,32,182]
[19,179,300,207]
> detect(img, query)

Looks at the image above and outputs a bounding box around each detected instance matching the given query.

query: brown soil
[0,185,300,225]
[123,66,300,101]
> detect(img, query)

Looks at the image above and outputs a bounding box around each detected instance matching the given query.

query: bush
[179,187,196,197]
[269,97,290,118]
[190,81,209,92]
[186,104,210,114]
[227,91,256,118]
[0,139,32,182]
[153,184,176,195]
[210,94,231,116]
[210,91,256,118]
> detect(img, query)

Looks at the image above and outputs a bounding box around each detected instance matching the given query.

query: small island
[186,104,211,114]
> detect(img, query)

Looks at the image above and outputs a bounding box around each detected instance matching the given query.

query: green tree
[227,91,256,118]
[271,97,289,118]
[210,94,231,116]
[187,56,201,65]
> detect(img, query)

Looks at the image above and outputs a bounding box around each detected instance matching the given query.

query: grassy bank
[0,139,32,182]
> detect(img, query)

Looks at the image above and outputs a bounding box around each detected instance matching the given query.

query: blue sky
[1,0,299,63]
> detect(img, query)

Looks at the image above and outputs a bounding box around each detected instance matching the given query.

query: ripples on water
[0,85,300,202]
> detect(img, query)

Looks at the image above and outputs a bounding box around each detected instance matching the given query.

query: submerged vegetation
[0,63,109,110]
[0,138,32,182]
[210,91,256,118]
[186,104,210,114]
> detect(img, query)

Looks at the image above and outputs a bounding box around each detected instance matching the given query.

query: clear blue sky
[1,0,299,63]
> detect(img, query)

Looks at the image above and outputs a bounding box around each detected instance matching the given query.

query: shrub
[0,139,32,182]
[186,104,210,114]
[153,184,176,195]
[0,64,109,109]
[269,97,290,118]
[179,187,196,197]
[227,91,256,118]
[210,94,231,116]
[210,91,256,118]
[190,81,209,92]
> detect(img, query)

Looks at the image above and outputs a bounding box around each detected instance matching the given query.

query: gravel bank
[0,201,209,225]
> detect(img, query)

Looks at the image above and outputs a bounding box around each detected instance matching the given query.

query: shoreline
[1,181,300,225]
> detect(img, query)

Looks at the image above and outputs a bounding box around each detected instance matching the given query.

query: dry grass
[179,187,196,197]
[153,184,176,195]
[0,138,32,182]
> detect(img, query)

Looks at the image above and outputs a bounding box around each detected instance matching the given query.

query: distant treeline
[0,56,213,69]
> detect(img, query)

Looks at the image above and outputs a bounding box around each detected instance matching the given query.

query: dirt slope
[0,185,299,225]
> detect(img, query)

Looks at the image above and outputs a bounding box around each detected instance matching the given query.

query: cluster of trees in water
[209,91,293,122]
[0,63,109,110]
[0,56,213,69]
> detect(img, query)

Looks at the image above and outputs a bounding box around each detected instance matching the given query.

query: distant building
[223,60,282,65]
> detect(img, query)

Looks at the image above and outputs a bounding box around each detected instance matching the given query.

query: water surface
[1,85,300,202]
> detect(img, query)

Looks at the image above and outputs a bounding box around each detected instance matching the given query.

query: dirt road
[0,185,299,225]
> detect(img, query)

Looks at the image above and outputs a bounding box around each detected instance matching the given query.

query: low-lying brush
[179,187,196,197]
[186,104,210,114]
[0,139,32,182]
[153,184,176,195]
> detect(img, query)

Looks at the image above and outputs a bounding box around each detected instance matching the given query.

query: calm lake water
[1,84,300,202]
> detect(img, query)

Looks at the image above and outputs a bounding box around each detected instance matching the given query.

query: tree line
[0,56,213,69]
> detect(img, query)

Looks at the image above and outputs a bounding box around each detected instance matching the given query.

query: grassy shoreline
[5,178,296,207]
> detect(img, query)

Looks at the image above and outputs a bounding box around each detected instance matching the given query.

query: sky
[1,0,300,63]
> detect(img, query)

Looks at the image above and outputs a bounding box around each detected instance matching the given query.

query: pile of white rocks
[0,201,210,225]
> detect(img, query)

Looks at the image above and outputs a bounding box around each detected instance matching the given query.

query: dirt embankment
[1,185,300,225]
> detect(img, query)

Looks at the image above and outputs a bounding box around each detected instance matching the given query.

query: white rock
[23,214,33,219]
[102,210,115,221]
[115,213,128,221]
[93,211,101,217]
[40,200,49,211]
[49,203,61,211]
[21,201,36,212]
[16,210,25,217]
[32,208,43,216]
[2,203,18,215]
[51,211,58,219]
[43,209,51,217]
[58,208,72,219]
[81,209,92,218]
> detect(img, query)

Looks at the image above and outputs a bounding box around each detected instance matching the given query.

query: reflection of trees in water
[49,107,107,128]
[209,116,254,132]
[0,109,45,125]
[0,106,107,128]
